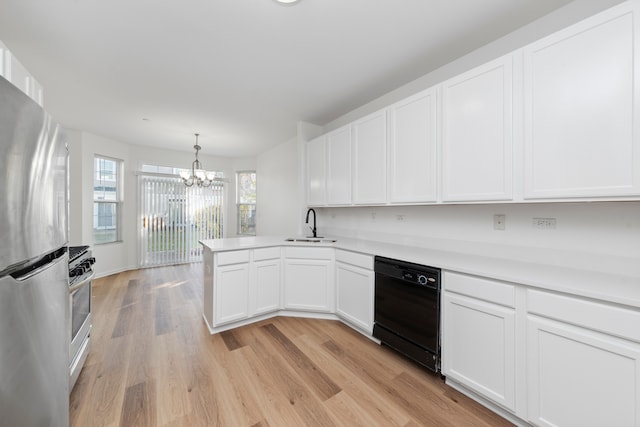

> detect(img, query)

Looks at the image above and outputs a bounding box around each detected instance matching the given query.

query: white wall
[324,0,626,134]
[316,203,640,275]
[255,137,300,236]
[67,129,84,244]
[67,130,238,277]
[67,127,304,276]
[67,131,137,276]
[228,157,257,237]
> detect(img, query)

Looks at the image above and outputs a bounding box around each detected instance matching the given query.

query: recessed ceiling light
[274,0,301,5]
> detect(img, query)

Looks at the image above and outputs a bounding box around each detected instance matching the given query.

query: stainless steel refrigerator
[0,77,70,426]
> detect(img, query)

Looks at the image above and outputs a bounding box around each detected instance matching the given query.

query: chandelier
[180,133,216,187]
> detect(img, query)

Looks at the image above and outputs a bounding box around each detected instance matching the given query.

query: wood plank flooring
[70,263,513,427]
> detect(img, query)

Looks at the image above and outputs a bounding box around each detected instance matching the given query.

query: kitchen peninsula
[201,235,640,426]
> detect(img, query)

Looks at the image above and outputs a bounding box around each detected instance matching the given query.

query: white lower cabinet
[208,248,281,328]
[284,247,334,312]
[444,272,640,426]
[214,251,250,325]
[204,243,640,426]
[335,250,374,334]
[442,272,517,412]
[251,247,281,316]
[204,246,338,331]
[526,290,640,427]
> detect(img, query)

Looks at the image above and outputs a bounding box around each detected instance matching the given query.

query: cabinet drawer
[443,271,515,308]
[527,289,640,343]
[253,247,281,261]
[335,249,373,270]
[284,247,333,260]
[216,250,250,266]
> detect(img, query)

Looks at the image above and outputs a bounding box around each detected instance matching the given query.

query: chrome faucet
[305,208,317,238]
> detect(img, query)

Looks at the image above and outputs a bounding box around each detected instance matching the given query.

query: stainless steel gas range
[68,245,95,391]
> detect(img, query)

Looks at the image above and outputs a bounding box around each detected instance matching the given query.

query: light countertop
[200,236,640,309]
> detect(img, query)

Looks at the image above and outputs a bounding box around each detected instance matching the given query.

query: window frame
[236,170,256,236]
[93,155,124,245]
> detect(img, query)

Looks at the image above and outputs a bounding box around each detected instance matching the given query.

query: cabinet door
[5,52,30,97]
[352,110,387,204]
[0,41,8,79]
[441,55,513,202]
[523,2,640,199]
[388,88,437,203]
[214,264,250,325]
[30,79,43,107]
[0,47,43,106]
[326,126,352,205]
[307,135,326,206]
[284,259,334,312]
[253,259,281,315]
[335,262,373,333]
[527,316,640,427]
[442,292,516,411]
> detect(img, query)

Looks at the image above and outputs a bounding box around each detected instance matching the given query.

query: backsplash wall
[317,201,640,269]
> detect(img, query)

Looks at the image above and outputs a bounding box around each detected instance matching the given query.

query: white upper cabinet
[0,40,44,106]
[388,88,438,204]
[0,41,8,79]
[326,126,352,205]
[441,55,514,202]
[523,1,640,199]
[9,55,31,99]
[352,109,387,204]
[306,135,326,206]
[305,1,640,206]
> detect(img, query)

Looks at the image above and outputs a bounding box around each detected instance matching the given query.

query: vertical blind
[139,174,224,267]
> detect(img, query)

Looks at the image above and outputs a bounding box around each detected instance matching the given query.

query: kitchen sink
[284,238,337,243]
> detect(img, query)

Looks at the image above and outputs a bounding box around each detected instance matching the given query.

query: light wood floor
[70,263,513,427]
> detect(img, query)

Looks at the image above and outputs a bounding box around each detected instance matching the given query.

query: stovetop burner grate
[68,245,90,263]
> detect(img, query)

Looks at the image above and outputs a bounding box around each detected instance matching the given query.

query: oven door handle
[69,272,95,293]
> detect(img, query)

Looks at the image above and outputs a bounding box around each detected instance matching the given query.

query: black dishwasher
[373,256,441,372]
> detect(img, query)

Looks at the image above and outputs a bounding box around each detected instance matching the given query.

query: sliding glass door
[139,174,224,267]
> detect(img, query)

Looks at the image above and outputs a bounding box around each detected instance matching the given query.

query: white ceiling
[0,0,573,158]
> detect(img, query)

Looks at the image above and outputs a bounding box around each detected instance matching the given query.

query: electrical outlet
[532,217,556,229]
[396,214,405,221]
[493,214,506,230]
[371,212,376,222]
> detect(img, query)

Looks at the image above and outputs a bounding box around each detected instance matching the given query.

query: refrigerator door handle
[8,247,68,281]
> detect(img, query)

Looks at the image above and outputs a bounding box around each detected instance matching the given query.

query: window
[138,164,224,267]
[237,171,256,235]
[93,156,122,244]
